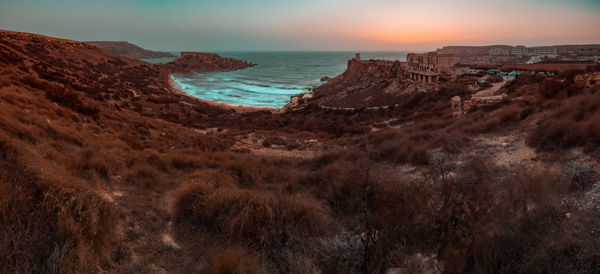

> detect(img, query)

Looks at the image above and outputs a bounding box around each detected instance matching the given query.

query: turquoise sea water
[166,52,408,109]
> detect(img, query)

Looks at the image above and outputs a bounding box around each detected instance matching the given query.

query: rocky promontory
[305,58,430,109]
[160,52,255,74]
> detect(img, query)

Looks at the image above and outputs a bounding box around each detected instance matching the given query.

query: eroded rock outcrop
[574,72,600,88]
[307,58,431,109]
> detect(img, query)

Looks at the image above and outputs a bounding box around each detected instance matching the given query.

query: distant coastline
[85,41,176,59]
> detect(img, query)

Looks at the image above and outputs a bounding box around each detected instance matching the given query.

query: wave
[174,79,291,108]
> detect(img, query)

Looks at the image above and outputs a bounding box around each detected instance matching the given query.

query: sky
[1,0,599,51]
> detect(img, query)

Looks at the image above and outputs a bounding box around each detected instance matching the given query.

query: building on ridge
[512,45,528,56]
[489,48,510,56]
[532,47,557,56]
[406,52,455,83]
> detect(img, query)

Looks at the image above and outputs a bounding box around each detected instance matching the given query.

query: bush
[526,92,600,152]
[225,160,264,186]
[125,164,161,189]
[317,236,362,273]
[172,181,330,251]
[0,161,116,273]
[526,120,580,151]
[44,84,100,117]
[210,247,267,274]
[563,163,598,192]
[409,147,429,166]
[262,136,286,147]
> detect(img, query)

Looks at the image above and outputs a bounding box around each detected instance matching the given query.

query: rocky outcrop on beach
[160,52,255,74]
[85,41,176,59]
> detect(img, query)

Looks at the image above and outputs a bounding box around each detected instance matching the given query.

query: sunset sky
[1,0,599,51]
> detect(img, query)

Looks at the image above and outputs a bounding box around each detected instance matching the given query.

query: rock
[162,52,255,74]
[321,76,331,82]
[574,72,600,88]
[471,94,506,105]
[451,96,463,117]
[472,89,495,97]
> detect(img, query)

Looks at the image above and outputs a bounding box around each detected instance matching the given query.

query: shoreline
[168,75,279,113]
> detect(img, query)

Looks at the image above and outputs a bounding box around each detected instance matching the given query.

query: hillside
[85,41,176,59]
[436,45,515,55]
[1,30,600,273]
[305,58,431,109]
[436,44,600,56]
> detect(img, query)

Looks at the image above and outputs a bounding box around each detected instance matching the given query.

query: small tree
[430,152,455,181]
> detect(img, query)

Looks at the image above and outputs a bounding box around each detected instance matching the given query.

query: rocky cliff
[160,52,255,74]
[306,58,431,109]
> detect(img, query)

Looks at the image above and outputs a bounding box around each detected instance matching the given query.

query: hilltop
[436,44,600,55]
[85,41,176,59]
[1,30,600,273]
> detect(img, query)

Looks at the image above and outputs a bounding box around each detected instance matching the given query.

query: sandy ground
[168,75,278,113]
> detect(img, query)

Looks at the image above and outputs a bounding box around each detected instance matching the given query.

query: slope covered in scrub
[1,30,599,273]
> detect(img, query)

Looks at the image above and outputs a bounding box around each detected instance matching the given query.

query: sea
[144,52,408,109]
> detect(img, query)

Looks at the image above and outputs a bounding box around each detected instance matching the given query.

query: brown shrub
[143,149,168,172]
[44,84,100,117]
[526,119,581,151]
[525,91,600,152]
[0,158,117,273]
[210,247,267,274]
[168,153,204,171]
[0,77,10,88]
[308,158,368,216]
[496,104,523,123]
[409,146,429,166]
[262,136,286,147]
[172,181,330,251]
[225,159,264,186]
[125,164,161,189]
[71,148,112,180]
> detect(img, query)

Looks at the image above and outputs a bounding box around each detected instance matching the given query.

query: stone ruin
[451,96,463,117]
[406,52,455,83]
[574,72,600,88]
[451,90,507,117]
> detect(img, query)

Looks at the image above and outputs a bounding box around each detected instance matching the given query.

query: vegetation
[0,31,599,273]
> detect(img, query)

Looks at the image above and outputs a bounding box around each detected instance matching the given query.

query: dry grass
[0,138,117,273]
[2,30,600,273]
[526,91,600,152]
[210,247,268,274]
[172,178,329,247]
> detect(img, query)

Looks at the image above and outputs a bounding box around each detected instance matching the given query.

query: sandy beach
[168,75,278,113]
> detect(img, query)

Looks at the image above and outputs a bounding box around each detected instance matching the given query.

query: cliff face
[85,41,176,59]
[307,59,431,109]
